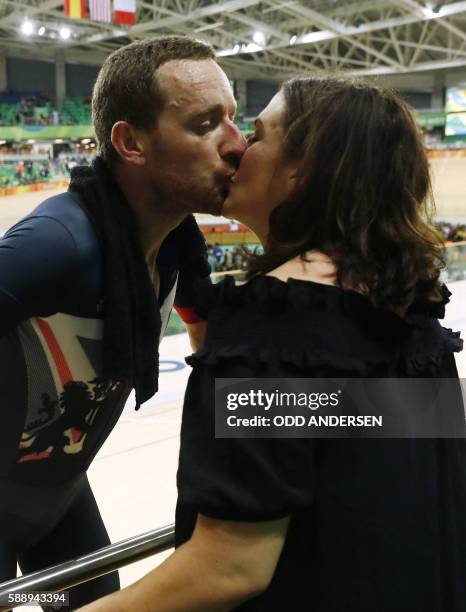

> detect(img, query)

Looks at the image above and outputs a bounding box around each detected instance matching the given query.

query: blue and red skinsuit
[0,192,205,607]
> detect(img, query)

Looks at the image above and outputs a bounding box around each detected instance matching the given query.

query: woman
[80,78,465,611]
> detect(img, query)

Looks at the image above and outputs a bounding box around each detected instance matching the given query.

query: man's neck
[114,165,187,263]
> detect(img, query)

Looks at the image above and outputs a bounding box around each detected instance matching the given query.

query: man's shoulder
[25,191,91,229]
[0,190,103,314]
[17,191,99,256]
[4,191,100,260]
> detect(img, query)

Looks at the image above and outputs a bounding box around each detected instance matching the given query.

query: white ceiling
[1,0,466,84]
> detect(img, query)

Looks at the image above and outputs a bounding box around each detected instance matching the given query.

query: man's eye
[198,116,221,132]
[246,133,258,145]
[199,120,212,131]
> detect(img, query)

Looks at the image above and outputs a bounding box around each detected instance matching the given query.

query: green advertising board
[415,111,445,128]
[0,116,446,140]
[0,125,95,140]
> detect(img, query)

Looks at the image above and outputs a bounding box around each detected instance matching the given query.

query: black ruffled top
[176,276,466,612]
[188,275,462,376]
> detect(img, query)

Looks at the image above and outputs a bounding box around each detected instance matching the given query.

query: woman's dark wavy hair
[248,76,445,314]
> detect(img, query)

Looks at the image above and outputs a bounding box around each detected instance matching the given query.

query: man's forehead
[157,59,235,113]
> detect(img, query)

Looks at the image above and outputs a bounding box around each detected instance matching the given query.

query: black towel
[68,157,159,410]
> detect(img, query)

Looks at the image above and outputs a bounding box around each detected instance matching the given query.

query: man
[0,36,245,609]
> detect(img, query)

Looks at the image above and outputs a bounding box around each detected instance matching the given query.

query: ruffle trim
[401,326,463,376]
[187,325,462,376]
[186,343,382,374]
[406,282,452,320]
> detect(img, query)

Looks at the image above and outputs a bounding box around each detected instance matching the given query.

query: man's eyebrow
[186,104,225,120]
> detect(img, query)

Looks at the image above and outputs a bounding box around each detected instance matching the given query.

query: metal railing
[210,268,247,283]
[0,523,175,611]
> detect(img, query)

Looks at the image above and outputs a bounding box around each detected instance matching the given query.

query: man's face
[140,58,247,215]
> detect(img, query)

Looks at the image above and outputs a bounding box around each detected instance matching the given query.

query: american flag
[90,0,112,22]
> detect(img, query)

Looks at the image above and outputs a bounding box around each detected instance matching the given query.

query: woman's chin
[222,192,252,229]
[221,194,238,219]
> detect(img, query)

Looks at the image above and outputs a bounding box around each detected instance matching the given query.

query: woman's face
[223,91,298,243]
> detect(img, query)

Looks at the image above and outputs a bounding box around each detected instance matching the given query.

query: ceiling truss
[0,0,466,80]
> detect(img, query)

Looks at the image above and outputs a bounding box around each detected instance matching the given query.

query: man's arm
[173,304,207,351]
[184,320,207,352]
[78,514,289,612]
[174,272,211,351]
[171,214,212,352]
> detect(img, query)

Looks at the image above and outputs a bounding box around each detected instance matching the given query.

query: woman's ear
[285,164,300,197]
[110,121,146,166]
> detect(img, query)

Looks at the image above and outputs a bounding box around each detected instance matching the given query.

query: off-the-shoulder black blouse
[176,276,465,612]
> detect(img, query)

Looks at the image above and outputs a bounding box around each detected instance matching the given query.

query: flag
[90,0,112,22]
[114,0,136,25]
[64,0,87,19]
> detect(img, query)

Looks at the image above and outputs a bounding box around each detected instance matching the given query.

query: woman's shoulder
[198,264,398,339]
[266,252,338,287]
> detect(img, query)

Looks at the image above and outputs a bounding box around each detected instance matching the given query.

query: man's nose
[221,122,247,168]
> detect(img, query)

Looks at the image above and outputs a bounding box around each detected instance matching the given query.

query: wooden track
[431,157,466,218]
[0,185,64,230]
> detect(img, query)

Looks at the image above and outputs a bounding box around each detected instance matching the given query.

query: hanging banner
[90,0,112,22]
[64,0,87,19]
[113,0,136,25]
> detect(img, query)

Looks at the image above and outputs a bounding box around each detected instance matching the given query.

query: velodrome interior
[0,0,466,606]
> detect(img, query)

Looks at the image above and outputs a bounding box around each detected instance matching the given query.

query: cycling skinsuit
[0,192,184,607]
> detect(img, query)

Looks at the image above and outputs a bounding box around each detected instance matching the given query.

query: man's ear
[110,121,146,166]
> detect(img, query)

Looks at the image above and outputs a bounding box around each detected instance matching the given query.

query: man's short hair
[92,36,215,166]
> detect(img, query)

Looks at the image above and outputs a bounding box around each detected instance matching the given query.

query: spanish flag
[64,0,87,19]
